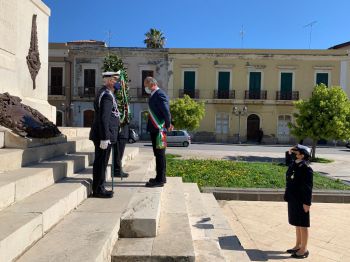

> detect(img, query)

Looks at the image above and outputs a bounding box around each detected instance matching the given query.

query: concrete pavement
[219,200,350,262]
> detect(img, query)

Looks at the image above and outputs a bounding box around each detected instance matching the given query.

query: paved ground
[219,200,350,262]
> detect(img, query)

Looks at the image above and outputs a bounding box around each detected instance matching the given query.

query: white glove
[100,140,111,150]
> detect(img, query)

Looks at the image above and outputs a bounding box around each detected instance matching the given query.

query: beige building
[168,48,348,143]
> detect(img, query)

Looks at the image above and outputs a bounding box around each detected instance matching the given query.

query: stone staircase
[0,128,252,262]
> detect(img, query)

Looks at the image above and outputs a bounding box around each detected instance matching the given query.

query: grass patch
[311,157,334,163]
[166,155,350,190]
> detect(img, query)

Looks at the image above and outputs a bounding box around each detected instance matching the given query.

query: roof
[328,41,350,50]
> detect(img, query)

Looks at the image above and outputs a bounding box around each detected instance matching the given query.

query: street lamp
[232,105,248,144]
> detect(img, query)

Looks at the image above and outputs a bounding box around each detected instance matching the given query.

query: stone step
[0,138,92,172]
[0,153,89,211]
[59,127,91,139]
[201,193,251,262]
[0,176,91,262]
[119,170,162,238]
[183,183,226,262]
[112,177,196,262]
[17,153,155,262]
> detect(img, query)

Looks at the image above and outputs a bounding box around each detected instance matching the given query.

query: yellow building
[168,48,348,143]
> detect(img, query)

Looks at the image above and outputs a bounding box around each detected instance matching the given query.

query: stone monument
[0,0,55,121]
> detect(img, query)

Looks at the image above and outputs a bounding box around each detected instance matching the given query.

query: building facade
[48,41,169,139]
[48,43,350,143]
[168,48,348,143]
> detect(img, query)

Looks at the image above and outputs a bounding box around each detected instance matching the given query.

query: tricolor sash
[148,107,167,149]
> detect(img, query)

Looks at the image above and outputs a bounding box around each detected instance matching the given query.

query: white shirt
[150,87,160,97]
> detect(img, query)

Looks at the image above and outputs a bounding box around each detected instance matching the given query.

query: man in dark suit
[113,124,129,178]
[89,72,120,198]
[144,77,173,187]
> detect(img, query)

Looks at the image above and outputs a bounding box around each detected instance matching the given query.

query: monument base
[0,127,67,149]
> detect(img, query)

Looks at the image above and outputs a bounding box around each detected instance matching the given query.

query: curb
[202,187,350,203]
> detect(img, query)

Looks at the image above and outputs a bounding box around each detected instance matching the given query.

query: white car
[166,130,191,147]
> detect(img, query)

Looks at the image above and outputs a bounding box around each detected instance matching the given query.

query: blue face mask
[113,82,121,91]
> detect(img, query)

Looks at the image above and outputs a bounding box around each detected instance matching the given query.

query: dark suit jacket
[147,88,171,133]
[89,86,119,143]
[284,160,313,206]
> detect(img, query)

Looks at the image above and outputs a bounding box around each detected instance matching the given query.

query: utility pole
[304,21,317,49]
[107,30,112,55]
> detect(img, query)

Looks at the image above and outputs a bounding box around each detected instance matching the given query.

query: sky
[43,0,350,50]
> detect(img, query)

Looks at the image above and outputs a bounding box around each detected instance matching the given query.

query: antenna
[303,21,317,49]
[106,30,112,55]
[239,25,245,48]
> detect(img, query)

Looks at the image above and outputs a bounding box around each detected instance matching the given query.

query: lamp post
[233,105,247,144]
[61,102,74,126]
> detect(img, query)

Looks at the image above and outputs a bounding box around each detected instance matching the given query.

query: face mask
[144,86,152,94]
[113,82,121,91]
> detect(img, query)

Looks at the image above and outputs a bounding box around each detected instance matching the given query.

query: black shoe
[92,190,114,198]
[286,248,300,254]
[291,251,309,259]
[145,180,164,187]
[114,171,129,178]
[148,178,166,184]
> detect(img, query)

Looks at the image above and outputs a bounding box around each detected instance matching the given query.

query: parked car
[346,142,350,149]
[166,130,191,147]
[128,128,140,143]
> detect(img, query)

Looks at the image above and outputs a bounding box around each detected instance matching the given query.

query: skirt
[288,200,310,227]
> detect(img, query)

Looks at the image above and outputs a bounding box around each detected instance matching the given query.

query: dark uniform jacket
[284,160,313,206]
[89,86,119,143]
[147,88,171,133]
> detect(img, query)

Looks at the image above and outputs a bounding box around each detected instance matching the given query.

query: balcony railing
[77,86,96,98]
[179,89,200,99]
[137,88,149,98]
[244,90,267,100]
[213,90,235,99]
[276,91,299,100]
[49,86,65,96]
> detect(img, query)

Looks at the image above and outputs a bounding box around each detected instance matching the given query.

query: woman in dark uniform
[284,145,313,259]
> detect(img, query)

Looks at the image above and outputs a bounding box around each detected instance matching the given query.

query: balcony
[136,88,149,98]
[49,86,65,96]
[179,89,200,99]
[244,90,267,100]
[213,90,235,99]
[276,91,299,100]
[78,86,96,97]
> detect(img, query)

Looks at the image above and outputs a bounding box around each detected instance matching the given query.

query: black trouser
[150,132,166,183]
[92,141,112,193]
[113,139,127,175]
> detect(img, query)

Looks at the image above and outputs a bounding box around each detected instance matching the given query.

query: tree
[170,95,205,131]
[289,84,350,159]
[144,28,166,48]
[102,54,132,124]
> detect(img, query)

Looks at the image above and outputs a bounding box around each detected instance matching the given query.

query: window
[184,71,196,98]
[316,73,329,86]
[249,72,261,99]
[215,113,229,134]
[280,72,293,99]
[218,71,230,98]
[142,70,154,96]
[84,69,96,96]
[50,67,63,95]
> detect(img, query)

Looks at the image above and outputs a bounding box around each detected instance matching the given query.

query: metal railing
[244,90,267,100]
[48,86,65,96]
[276,91,299,100]
[77,86,96,98]
[213,90,235,99]
[179,89,200,99]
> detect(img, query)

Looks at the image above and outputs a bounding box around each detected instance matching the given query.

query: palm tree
[144,28,166,48]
